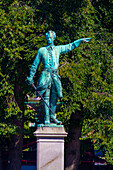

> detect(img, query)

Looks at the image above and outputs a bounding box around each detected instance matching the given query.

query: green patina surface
[26,30,91,126]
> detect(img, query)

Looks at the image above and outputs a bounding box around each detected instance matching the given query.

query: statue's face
[47,33,53,44]
[45,31,56,45]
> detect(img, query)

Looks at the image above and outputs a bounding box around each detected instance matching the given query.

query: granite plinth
[34,126,67,170]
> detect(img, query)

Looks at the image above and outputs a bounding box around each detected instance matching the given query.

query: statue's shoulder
[38,47,46,53]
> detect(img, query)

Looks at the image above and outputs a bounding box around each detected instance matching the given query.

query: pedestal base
[34,126,67,170]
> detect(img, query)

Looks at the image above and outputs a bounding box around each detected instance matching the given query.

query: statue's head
[45,30,56,45]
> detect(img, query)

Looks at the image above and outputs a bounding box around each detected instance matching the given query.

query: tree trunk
[6,131,23,170]
[65,112,82,170]
[7,68,24,170]
[0,145,2,170]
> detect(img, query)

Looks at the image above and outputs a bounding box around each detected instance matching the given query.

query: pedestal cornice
[34,126,67,138]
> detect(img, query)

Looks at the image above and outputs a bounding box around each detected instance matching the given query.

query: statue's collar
[46,45,55,51]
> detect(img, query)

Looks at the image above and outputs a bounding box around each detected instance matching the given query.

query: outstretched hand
[82,38,91,42]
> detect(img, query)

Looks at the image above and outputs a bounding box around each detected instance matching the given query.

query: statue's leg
[50,85,62,125]
[43,87,51,124]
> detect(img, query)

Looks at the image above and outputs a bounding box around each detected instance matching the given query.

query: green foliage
[0,0,112,165]
[0,0,47,137]
[82,116,113,164]
[56,0,113,164]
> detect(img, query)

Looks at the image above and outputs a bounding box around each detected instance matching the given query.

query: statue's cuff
[26,77,34,85]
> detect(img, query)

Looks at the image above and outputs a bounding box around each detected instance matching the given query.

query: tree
[0,1,44,169]
[57,0,113,169]
[0,0,112,169]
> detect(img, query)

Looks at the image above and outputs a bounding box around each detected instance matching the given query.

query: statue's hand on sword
[26,76,34,85]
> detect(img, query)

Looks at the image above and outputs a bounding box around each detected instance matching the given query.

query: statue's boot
[50,114,62,125]
[45,115,50,124]
[43,96,50,124]
[50,97,62,125]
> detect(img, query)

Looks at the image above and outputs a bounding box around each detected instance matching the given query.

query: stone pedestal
[34,126,67,170]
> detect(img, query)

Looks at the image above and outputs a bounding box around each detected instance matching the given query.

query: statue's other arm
[59,38,91,54]
[26,49,42,85]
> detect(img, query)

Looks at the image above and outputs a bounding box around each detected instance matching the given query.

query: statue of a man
[26,30,90,125]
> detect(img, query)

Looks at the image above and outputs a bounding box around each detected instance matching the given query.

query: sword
[32,83,55,115]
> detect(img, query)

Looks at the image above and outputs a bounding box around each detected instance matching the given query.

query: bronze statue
[26,30,91,125]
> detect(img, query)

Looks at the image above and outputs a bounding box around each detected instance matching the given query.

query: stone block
[34,127,67,170]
